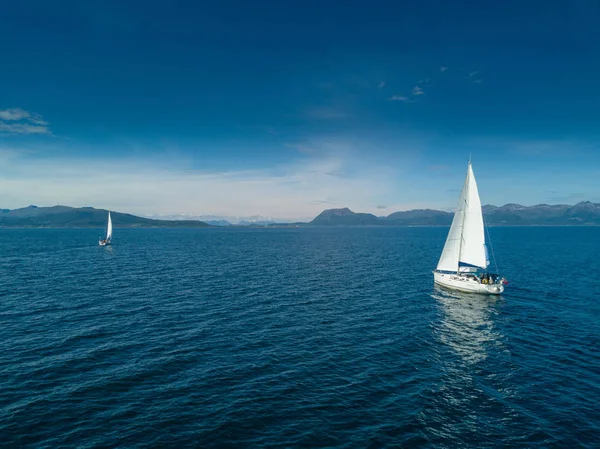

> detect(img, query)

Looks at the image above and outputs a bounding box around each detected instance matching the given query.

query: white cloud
[285,142,316,154]
[0,108,51,135]
[468,70,482,83]
[412,86,425,96]
[388,95,413,103]
[0,148,406,222]
[0,108,31,121]
[440,66,448,72]
[28,114,49,126]
[0,122,50,135]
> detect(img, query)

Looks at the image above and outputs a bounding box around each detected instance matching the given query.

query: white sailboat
[433,161,507,295]
[99,211,112,246]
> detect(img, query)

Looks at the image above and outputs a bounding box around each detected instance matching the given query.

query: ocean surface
[1,227,599,448]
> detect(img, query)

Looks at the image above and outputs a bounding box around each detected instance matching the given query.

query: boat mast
[457,198,467,274]
[456,160,471,275]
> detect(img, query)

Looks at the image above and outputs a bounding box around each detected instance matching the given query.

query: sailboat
[433,160,507,295]
[99,211,112,246]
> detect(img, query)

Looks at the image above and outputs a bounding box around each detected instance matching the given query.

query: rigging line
[457,198,467,274]
[482,209,499,273]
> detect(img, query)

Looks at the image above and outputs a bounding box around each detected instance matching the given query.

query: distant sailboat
[99,211,112,246]
[433,161,507,295]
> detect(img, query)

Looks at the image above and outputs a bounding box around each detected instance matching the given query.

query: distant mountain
[563,201,600,223]
[0,206,212,228]
[237,220,275,226]
[481,202,600,225]
[382,209,453,226]
[206,220,232,226]
[3,201,599,228]
[310,208,381,226]
[309,202,600,226]
[265,222,308,228]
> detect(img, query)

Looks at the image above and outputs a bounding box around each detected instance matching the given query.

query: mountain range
[309,201,600,226]
[1,202,599,228]
[0,206,211,228]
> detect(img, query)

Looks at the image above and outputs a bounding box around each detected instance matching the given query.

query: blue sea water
[0,227,599,448]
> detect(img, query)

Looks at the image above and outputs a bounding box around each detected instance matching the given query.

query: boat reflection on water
[421,287,511,443]
[431,285,504,365]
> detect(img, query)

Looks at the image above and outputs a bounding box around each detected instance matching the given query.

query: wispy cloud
[0,108,31,121]
[468,70,482,83]
[388,95,413,103]
[0,108,51,135]
[285,142,316,154]
[376,205,387,209]
[0,122,50,135]
[28,115,49,126]
[0,144,403,221]
[389,65,481,105]
[378,81,386,89]
[310,198,337,205]
[388,74,428,104]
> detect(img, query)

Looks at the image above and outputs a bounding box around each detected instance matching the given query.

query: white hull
[433,271,504,295]
[98,240,111,247]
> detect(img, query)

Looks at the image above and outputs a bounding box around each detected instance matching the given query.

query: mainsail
[436,162,488,272]
[106,212,113,241]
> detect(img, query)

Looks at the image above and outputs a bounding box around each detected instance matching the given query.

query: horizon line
[2,200,597,223]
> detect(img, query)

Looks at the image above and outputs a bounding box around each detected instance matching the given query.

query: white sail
[436,162,488,272]
[460,164,488,269]
[436,171,468,272]
[106,212,113,241]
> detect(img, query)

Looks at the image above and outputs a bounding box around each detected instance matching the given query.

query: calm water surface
[1,227,599,447]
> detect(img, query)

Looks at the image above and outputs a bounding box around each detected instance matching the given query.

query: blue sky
[1,0,599,221]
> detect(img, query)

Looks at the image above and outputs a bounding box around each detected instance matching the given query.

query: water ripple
[0,227,599,447]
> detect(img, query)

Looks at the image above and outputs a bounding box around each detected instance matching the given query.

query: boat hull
[98,240,111,247]
[433,271,504,295]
